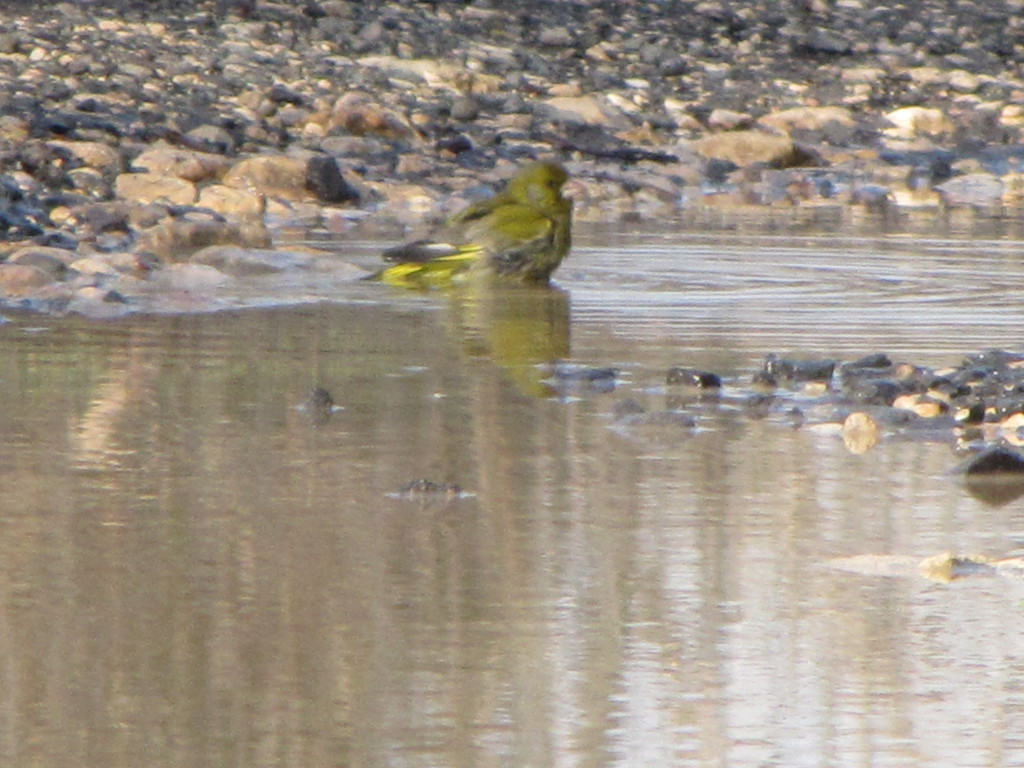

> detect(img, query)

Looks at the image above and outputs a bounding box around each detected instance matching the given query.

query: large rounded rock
[221,154,308,201]
[691,131,820,168]
[0,263,56,293]
[47,140,123,173]
[197,184,267,219]
[115,173,197,206]
[137,218,272,261]
[131,145,233,183]
[190,245,315,276]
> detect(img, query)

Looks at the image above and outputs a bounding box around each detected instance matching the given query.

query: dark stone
[704,158,738,184]
[846,379,901,406]
[761,354,835,383]
[436,133,474,155]
[550,365,618,394]
[267,83,305,105]
[666,367,722,388]
[305,156,360,204]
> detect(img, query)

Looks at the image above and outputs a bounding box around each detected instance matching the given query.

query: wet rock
[935,172,1003,207]
[845,378,904,406]
[548,364,618,395]
[918,552,996,583]
[761,354,835,384]
[839,352,894,378]
[66,286,131,318]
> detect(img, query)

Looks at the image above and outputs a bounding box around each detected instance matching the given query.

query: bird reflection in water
[447,282,571,399]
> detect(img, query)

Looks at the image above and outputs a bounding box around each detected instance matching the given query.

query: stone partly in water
[918,552,996,583]
[137,217,272,262]
[666,367,723,389]
[190,245,321,276]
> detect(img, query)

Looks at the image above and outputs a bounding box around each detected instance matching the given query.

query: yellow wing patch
[379,246,483,290]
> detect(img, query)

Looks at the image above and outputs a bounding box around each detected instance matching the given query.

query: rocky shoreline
[3,0,1024,313]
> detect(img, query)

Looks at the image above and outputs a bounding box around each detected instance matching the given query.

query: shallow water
[3,224,1024,767]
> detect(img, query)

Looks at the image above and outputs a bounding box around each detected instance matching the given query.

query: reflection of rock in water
[449,283,571,398]
[393,478,466,499]
[957,445,1024,506]
[72,371,131,469]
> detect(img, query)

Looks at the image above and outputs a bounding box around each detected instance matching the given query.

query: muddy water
[2,226,1024,767]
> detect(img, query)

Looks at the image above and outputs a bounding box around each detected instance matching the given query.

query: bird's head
[507,161,570,209]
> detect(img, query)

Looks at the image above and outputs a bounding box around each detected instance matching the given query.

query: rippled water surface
[3,223,1024,767]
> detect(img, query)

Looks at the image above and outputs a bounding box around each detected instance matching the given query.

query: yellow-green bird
[379,161,573,289]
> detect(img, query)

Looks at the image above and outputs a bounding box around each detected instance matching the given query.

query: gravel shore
[3,0,1024,312]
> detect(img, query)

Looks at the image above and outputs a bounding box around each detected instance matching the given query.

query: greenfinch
[379,161,573,289]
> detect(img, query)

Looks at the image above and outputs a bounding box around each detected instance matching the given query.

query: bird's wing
[464,203,557,278]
